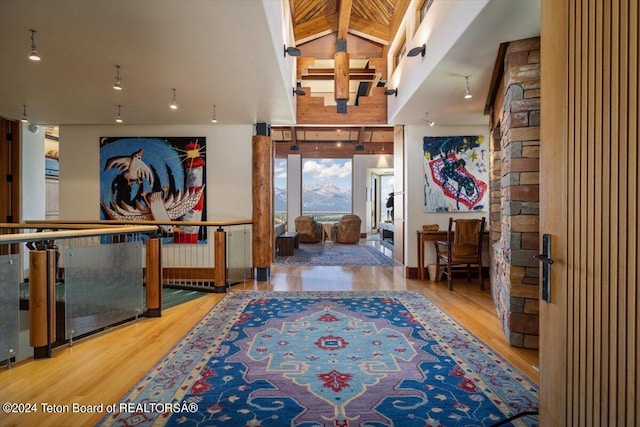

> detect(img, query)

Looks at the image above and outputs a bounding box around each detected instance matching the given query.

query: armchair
[434,217,486,291]
[333,214,362,244]
[294,216,323,243]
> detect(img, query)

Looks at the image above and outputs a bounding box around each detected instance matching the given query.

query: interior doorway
[367,168,393,248]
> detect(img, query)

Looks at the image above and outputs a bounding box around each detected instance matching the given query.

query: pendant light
[28,30,41,61]
[20,105,29,123]
[170,88,178,110]
[211,105,217,123]
[113,65,122,90]
[115,105,123,123]
[464,76,473,99]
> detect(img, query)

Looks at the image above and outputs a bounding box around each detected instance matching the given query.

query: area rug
[274,244,393,266]
[99,291,538,426]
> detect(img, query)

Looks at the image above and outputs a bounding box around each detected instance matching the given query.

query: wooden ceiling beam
[348,15,391,44]
[294,14,338,42]
[337,0,353,39]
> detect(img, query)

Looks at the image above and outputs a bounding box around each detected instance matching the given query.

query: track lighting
[113,65,122,90]
[464,76,473,99]
[170,88,178,109]
[293,87,305,96]
[284,45,301,57]
[21,105,29,123]
[384,88,398,96]
[407,43,426,58]
[116,105,123,123]
[28,29,40,61]
[211,104,218,123]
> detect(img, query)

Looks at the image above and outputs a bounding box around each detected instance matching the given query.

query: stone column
[492,37,541,349]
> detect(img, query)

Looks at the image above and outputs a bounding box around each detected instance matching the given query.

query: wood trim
[337,0,352,40]
[483,43,508,115]
[294,14,337,42]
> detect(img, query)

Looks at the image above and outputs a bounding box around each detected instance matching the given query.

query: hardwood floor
[0,245,539,426]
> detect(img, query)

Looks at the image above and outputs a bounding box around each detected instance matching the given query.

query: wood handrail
[23,219,253,227]
[0,225,158,244]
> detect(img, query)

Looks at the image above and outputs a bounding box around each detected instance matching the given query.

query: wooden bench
[276,231,299,256]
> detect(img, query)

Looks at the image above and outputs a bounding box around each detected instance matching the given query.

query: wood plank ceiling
[282,0,407,155]
[292,0,402,45]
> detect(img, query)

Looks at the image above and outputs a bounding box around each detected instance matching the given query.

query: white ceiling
[0,0,540,128]
[0,0,295,126]
[391,0,541,126]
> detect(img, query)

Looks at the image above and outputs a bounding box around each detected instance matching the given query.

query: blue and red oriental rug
[100,291,538,426]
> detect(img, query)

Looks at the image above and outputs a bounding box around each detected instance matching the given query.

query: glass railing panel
[226,225,251,285]
[0,254,19,363]
[64,240,144,340]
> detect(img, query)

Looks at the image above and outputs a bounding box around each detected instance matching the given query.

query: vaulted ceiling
[0,0,540,130]
[292,0,407,46]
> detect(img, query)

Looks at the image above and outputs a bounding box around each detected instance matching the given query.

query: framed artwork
[422,135,488,212]
[100,137,206,242]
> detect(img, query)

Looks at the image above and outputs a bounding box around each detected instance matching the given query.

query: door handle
[533,254,554,264]
[536,234,553,302]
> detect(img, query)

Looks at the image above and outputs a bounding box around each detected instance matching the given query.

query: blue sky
[274,158,353,191]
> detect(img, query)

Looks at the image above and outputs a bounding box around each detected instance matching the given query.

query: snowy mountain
[302,182,351,212]
[274,182,351,212]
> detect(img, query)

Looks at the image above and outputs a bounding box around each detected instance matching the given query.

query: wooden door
[0,119,20,255]
[540,0,639,424]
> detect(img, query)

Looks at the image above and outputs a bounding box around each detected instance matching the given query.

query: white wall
[58,124,253,220]
[404,124,489,267]
[286,154,301,226]
[20,123,45,220]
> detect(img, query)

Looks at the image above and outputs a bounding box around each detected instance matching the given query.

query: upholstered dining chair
[434,217,486,291]
[332,214,362,244]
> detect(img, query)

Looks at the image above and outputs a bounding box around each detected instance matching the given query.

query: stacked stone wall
[490,37,540,349]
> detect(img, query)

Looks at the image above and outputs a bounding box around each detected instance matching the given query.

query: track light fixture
[423,112,435,127]
[21,105,29,123]
[211,104,218,123]
[115,105,123,123]
[293,87,305,96]
[384,88,398,96]
[170,88,178,109]
[407,43,426,58]
[28,29,41,61]
[464,76,473,99]
[284,45,301,57]
[113,65,122,90]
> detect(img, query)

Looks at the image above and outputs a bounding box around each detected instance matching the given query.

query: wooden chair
[434,217,486,291]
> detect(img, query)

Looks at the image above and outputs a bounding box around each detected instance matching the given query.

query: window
[419,0,434,24]
[394,38,406,73]
[302,158,352,222]
[274,158,287,224]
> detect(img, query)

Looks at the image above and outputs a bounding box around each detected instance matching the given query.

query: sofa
[294,216,323,243]
[333,214,362,244]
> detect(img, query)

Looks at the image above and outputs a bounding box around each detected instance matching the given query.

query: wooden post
[213,227,227,292]
[334,50,350,102]
[29,249,56,358]
[334,48,349,113]
[145,237,162,317]
[252,131,273,280]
